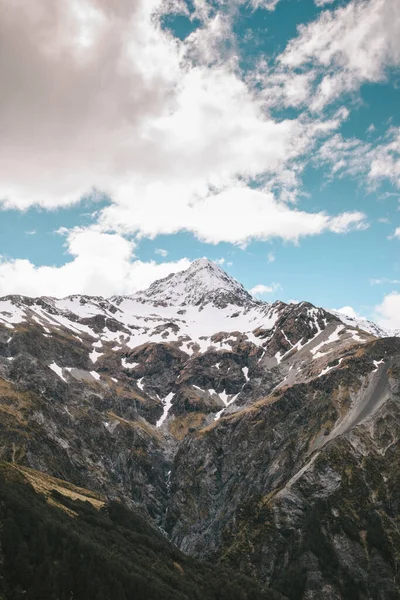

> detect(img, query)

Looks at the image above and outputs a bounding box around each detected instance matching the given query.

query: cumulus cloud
[0,0,274,210]
[250,283,282,297]
[0,229,190,297]
[97,186,368,244]
[0,0,182,208]
[0,0,367,246]
[1,0,389,298]
[375,292,400,330]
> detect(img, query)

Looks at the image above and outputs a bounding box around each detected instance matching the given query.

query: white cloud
[0,0,182,209]
[389,227,400,240]
[155,248,168,257]
[370,277,400,285]
[335,305,363,320]
[315,0,336,6]
[0,0,387,304]
[375,292,400,330]
[267,252,275,263]
[0,229,190,297]
[250,0,281,10]
[250,283,281,296]
[279,0,400,110]
[0,0,367,249]
[316,128,400,190]
[97,186,368,244]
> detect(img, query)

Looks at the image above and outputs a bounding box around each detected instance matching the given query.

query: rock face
[168,338,400,599]
[1,259,400,599]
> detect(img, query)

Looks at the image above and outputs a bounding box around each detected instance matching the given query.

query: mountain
[1,259,400,599]
[133,258,255,308]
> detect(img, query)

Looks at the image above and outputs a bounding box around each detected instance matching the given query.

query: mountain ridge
[0,258,394,340]
[1,259,400,599]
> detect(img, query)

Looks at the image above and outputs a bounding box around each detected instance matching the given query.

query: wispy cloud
[250,282,282,296]
[370,277,400,285]
[388,227,400,240]
[278,0,400,111]
[315,128,400,191]
[267,252,275,263]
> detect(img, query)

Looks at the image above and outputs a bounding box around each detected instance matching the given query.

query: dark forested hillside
[0,462,283,600]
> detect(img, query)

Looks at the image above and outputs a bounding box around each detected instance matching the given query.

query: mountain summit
[134,258,254,308]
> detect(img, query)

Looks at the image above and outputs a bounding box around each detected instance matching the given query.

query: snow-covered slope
[0,259,396,363]
[327,308,389,338]
[132,258,254,308]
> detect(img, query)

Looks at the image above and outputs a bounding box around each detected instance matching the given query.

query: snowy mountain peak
[134,259,255,308]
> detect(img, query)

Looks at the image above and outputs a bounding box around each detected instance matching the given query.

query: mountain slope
[0,259,383,432]
[167,336,400,599]
[0,461,283,600]
[0,259,400,599]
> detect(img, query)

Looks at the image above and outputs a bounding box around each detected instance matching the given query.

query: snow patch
[90,347,103,363]
[313,349,333,360]
[318,358,343,378]
[349,330,367,343]
[121,358,139,369]
[373,359,384,372]
[156,392,175,427]
[49,362,68,383]
[311,326,344,357]
[213,391,239,420]
[103,420,119,434]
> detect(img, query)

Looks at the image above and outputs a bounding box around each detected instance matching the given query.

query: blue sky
[0,0,399,329]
